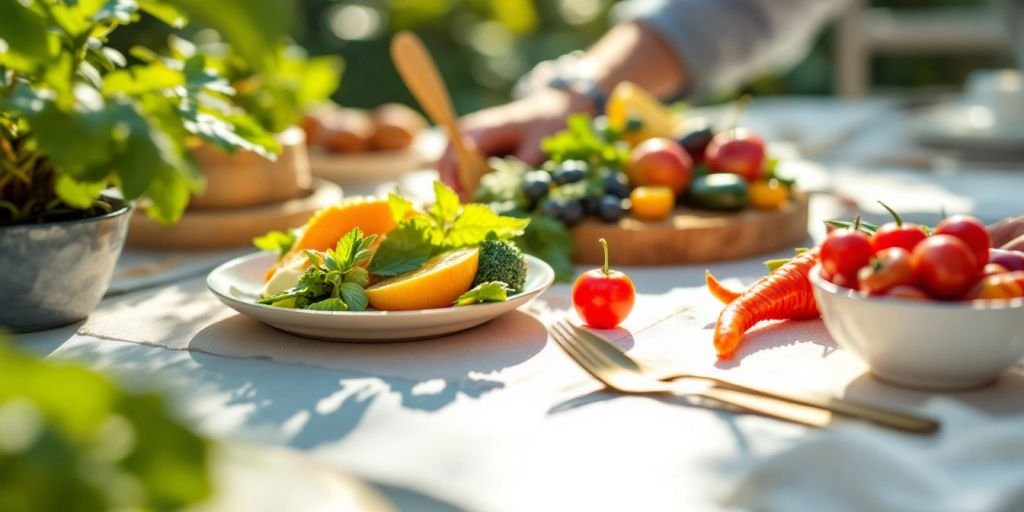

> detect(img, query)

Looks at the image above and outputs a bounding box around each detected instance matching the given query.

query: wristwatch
[513,51,607,114]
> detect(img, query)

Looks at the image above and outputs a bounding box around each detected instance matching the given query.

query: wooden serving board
[571,192,810,265]
[127,179,342,250]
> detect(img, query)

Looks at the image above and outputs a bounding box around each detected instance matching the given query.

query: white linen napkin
[728,400,1024,512]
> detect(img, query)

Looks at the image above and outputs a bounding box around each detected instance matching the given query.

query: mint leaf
[388,192,413,222]
[369,218,434,276]
[430,180,461,227]
[340,282,368,312]
[252,229,296,259]
[447,204,530,247]
[307,298,347,311]
[455,282,509,306]
[333,227,364,268]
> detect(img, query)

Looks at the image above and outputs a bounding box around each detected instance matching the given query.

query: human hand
[988,216,1024,251]
[437,88,595,196]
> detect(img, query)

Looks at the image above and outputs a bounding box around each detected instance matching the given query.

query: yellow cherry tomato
[629,186,675,221]
[748,178,789,209]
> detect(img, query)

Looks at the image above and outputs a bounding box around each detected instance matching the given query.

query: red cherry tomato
[572,239,635,329]
[910,235,979,300]
[934,215,991,271]
[858,248,915,295]
[820,228,873,288]
[883,285,931,301]
[870,222,927,254]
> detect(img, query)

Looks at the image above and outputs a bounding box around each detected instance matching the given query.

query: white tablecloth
[16,97,1024,512]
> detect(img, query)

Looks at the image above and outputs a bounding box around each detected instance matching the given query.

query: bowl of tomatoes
[809,214,1024,390]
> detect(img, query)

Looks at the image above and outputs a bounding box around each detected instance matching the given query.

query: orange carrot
[705,270,744,304]
[713,250,820,359]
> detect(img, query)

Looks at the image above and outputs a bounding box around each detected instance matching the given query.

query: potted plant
[0,0,287,332]
[182,39,343,210]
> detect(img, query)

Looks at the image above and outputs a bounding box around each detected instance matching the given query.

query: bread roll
[370,103,427,151]
[317,108,374,153]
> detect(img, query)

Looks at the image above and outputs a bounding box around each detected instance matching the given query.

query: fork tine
[561,321,645,372]
[555,319,626,376]
[550,320,617,387]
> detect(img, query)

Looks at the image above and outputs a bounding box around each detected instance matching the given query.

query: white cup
[965,68,1024,127]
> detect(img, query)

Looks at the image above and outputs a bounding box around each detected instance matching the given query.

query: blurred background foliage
[111,0,1011,116]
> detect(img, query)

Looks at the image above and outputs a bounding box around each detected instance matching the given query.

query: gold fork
[549,319,939,434]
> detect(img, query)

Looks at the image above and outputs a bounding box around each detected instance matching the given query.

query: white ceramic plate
[207,251,554,342]
[905,101,1024,153]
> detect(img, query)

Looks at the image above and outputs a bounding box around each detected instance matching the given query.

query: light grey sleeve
[614,0,850,99]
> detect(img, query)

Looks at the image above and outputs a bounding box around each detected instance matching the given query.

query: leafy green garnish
[387,192,414,222]
[253,229,297,259]
[370,181,530,277]
[541,114,629,168]
[369,217,433,277]
[455,282,509,306]
[259,228,375,311]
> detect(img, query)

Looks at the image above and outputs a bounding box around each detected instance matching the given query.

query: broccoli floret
[474,239,527,293]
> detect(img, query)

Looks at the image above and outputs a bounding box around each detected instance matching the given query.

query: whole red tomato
[934,215,991,271]
[627,138,694,196]
[911,235,979,299]
[705,128,766,181]
[573,239,635,328]
[871,222,927,253]
[820,228,873,288]
[858,247,915,295]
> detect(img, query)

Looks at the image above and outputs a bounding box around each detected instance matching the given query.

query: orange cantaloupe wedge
[264,197,397,281]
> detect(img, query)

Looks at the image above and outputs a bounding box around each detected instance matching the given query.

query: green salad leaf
[455,282,510,306]
[368,217,434,277]
[370,181,530,277]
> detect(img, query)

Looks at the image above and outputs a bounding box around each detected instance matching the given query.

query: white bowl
[809,266,1024,390]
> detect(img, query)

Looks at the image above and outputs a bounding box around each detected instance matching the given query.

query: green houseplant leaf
[0,0,293,226]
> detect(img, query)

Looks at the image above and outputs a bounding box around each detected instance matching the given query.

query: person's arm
[614,0,848,98]
[438,0,848,194]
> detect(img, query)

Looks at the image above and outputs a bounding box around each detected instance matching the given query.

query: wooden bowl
[189,126,311,210]
[571,192,810,265]
[126,179,342,250]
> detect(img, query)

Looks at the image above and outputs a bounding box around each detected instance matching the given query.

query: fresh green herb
[455,282,509,306]
[387,191,414,222]
[370,181,530,277]
[259,228,376,311]
[474,157,530,207]
[541,114,629,169]
[252,229,297,259]
[368,217,433,277]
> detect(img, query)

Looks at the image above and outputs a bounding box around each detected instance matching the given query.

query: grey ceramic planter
[0,199,131,332]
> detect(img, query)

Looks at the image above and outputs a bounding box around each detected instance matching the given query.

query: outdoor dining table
[16,96,1024,511]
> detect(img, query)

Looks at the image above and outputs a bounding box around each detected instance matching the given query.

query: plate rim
[206,251,555,318]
